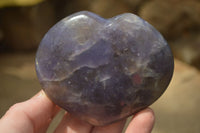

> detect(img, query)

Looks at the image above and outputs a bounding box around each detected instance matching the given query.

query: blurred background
[0,0,200,132]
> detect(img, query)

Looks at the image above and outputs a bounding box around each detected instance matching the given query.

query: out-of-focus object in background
[139,0,200,69]
[0,0,44,8]
[0,0,55,51]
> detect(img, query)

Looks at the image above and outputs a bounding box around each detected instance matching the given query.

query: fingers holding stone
[0,91,60,133]
[54,113,93,133]
[91,119,126,133]
[125,108,155,133]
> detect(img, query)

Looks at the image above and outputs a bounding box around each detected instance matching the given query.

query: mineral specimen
[35,11,174,126]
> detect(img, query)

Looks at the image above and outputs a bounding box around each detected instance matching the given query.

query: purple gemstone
[35,11,174,126]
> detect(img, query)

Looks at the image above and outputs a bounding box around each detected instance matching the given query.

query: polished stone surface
[35,11,174,126]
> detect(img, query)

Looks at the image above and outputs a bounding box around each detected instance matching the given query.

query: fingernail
[32,90,44,99]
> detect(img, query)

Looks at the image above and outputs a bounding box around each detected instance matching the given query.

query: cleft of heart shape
[35,11,174,126]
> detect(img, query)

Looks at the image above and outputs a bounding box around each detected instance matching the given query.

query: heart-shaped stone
[35,11,174,126]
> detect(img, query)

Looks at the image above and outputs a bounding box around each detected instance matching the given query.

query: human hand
[0,91,155,133]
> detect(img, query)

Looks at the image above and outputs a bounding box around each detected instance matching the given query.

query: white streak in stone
[99,75,111,82]
[68,43,96,61]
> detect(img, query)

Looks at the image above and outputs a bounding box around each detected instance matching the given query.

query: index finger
[0,90,60,133]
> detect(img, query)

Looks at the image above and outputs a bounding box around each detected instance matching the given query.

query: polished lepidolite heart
[35,11,174,126]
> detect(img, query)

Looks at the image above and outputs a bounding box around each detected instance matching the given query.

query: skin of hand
[0,91,155,133]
